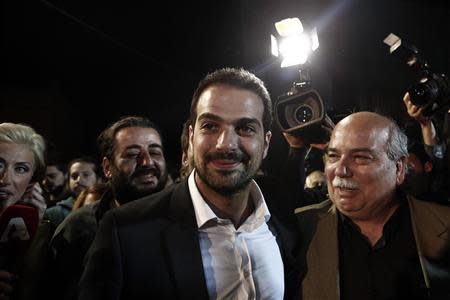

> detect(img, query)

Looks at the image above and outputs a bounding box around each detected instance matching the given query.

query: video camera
[384,33,450,117]
[274,68,334,144]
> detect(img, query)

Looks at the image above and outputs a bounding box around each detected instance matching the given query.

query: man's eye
[237,126,255,136]
[200,122,218,131]
[354,155,372,164]
[149,151,162,157]
[325,153,339,162]
[125,153,139,158]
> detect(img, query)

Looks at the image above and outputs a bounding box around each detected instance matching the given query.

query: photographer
[403,92,449,206]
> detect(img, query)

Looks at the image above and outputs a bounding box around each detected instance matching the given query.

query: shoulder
[409,196,450,226]
[105,183,183,225]
[46,197,73,213]
[56,205,96,233]
[53,204,97,239]
[295,199,333,216]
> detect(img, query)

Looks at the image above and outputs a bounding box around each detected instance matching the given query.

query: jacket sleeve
[78,211,123,300]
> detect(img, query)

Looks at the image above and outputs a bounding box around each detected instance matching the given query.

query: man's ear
[263,131,272,159]
[102,157,112,179]
[395,156,407,185]
[189,125,194,150]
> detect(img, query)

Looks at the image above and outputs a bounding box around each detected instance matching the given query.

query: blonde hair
[0,122,46,181]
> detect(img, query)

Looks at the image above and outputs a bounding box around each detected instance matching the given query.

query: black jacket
[78,180,301,300]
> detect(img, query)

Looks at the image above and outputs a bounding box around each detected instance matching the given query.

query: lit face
[0,143,35,211]
[69,162,97,196]
[406,153,425,174]
[43,165,66,192]
[305,170,326,189]
[103,126,167,204]
[324,114,405,221]
[190,84,271,195]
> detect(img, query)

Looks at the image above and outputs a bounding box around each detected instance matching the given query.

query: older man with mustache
[295,111,450,300]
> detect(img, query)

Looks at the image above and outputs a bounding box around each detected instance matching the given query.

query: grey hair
[385,119,409,161]
[0,122,46,181]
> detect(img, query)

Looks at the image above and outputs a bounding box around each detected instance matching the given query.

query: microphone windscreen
[0,204,39,271]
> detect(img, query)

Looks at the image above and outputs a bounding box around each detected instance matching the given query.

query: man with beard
[50,116,168,300]
[42,158,69,207]
[78,68,300,300]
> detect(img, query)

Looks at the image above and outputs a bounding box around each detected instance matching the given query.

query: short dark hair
[97,116,162,160]
[189,68,272,132]
[67,156,99,176]
[46,156,67,174]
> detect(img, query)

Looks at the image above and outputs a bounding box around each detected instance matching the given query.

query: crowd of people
[0,67,449,299]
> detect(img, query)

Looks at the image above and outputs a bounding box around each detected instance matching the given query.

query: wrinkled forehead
[330,121,390,151]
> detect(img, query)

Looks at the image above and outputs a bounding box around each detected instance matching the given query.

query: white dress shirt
[188,170,284,300]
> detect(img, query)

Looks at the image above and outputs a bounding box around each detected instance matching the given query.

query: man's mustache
[131,167,160,179]
[205,151,249,163]
[332,177,359,189]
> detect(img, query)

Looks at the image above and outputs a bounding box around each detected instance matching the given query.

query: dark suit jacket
[295,196,450,300]
[78,180,301,300]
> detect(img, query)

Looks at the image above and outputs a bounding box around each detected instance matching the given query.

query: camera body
[408,72,450,117]
[384,33,450,117]
[275,88,324,131]
[274,74,334,144]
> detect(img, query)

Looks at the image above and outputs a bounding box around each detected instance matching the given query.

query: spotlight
[271,18,319,68]
[271,18,333,143]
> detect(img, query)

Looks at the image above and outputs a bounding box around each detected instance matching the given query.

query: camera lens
[294,105,313,123]
[409,78,439,107]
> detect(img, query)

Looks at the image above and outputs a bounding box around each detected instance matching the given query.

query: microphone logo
[0,217,31,243]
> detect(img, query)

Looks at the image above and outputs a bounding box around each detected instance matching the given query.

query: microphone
[0,204,39,272]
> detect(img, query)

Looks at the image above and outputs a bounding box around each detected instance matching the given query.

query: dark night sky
[1,0,449,175]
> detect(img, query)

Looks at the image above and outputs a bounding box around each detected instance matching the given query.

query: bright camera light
[275,18,303,37]
[271,17,319,68]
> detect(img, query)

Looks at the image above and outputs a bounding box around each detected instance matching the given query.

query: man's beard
[194,150,260,196]
[110,164,167,205]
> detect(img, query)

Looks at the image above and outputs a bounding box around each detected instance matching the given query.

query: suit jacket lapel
[302,209,340,300]
[408,197,450,289]
[163,182,209,300]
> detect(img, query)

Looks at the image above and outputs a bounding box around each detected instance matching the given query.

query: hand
[403,92,429,125]
[282,132,306,149]
[309,143,328,151]
[0,270,16,300]
[20,183,47,220]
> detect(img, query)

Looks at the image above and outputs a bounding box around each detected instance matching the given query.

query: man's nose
[139,151,155,167]
[216,129,238,152]
[335,159,351,177]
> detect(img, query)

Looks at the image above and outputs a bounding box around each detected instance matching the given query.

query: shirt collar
[188,169,271,229]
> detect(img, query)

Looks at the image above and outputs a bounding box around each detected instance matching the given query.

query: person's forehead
[196,84,264,120]
[0,142,34,163]
[114,126,162,148]
[70,162,95,173]
[46,165,62,173]
[330,123,389,151]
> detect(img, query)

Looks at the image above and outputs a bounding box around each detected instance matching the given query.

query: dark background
[1,0,449,175]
